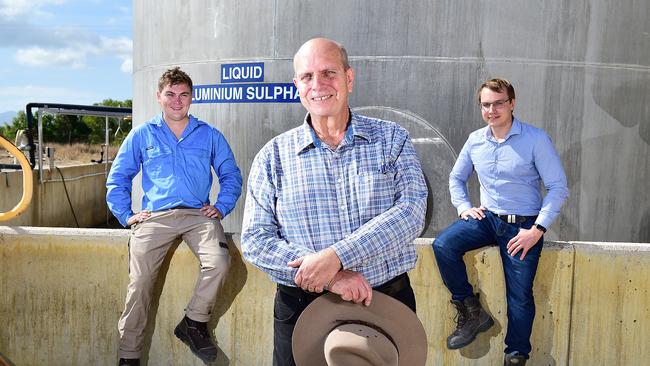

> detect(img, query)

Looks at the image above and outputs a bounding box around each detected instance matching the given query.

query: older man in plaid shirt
[241,37,428,366]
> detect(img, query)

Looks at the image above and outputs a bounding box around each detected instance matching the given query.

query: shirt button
[337,178,342,183]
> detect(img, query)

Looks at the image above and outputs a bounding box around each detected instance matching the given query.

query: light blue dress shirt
[106,114,242,227]
[241,113,428,287]
[449,118,568,229]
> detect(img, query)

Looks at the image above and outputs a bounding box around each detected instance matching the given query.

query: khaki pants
[117,208,230,359]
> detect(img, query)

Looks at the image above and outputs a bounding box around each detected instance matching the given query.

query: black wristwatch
[534,223,547,233]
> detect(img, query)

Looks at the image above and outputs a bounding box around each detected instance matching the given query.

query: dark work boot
[446,294,494,349]
[174,316,219,362]
[117,358,140,366]
[504,352,527,365]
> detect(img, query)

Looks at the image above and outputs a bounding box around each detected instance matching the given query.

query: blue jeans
[432,211,543,357]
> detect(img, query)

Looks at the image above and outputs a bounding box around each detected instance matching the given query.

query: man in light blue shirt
[107,67,242,366]
[241,38,427,366]
[432,78,568,366]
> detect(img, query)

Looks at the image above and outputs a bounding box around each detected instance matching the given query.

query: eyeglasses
[480,98,511,110]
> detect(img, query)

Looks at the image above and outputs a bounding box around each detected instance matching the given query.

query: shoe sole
[174,327,218,363]
[446,316,495,350]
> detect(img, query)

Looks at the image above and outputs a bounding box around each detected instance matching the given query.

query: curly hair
[158,67,193,92]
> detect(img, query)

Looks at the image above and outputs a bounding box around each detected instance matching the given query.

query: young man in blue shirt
[241,38,428,366]
[107,67,242,366]
[432,78,569,365]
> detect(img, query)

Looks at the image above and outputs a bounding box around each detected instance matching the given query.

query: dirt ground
[1,143,118,167]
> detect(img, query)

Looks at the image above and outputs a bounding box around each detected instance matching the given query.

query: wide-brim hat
[292,291,428,366]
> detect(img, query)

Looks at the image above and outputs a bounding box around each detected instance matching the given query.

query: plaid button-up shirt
[241,112,428,287]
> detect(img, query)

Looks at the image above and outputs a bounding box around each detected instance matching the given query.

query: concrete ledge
[1,227,648,365]
[569,242,650,365]
[415,240,574,365]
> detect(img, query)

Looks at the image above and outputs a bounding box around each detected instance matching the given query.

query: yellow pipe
[0,134,33,221]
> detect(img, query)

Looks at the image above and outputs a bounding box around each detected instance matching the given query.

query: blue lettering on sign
[221,62,264,83]
[192,83,300,103]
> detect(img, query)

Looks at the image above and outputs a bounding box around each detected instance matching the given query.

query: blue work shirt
[241,113,428,287]
[449,118,568,229]
[106,114,242,227]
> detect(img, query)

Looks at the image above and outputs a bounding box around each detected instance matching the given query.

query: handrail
[0,135,33,221]
[25,102,132,168]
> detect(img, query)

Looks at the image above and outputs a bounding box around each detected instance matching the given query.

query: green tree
[45,114,91,143]
[0,99,132,145]
[0,111,27,141]
[84,99,133,146]
[0,111,57,144]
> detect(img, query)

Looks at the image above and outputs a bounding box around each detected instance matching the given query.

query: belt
[277,273,410,299]
[374,273,410,297]
[491,211,537,224]
[170,205,198,210]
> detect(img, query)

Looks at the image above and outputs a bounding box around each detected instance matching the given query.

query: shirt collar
[149,114,166,127]
[295,111,372,155]
[484,117,522,141]
[149,113,198,132]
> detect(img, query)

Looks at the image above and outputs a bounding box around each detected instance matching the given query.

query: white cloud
[13,34,132,70]
[99,36,132,57]
[0,1,132,107]
[120,57,132,74]
[15,47,86,68]
[1,1,132,73]
[0,0,66,19]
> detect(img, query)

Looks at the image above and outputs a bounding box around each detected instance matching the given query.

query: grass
[1,143,118,167]
[48,143,118,165]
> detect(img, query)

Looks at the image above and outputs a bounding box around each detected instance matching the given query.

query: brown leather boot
[504,352,527,365]
[117,358,140,366]
[174,316,219,362]
[446,294,494,349]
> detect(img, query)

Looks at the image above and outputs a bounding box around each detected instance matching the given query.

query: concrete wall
[1,227,648,365]
[133,0,650,242]
[0,164,110,228]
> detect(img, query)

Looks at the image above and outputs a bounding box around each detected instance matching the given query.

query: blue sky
[0,0,132,114]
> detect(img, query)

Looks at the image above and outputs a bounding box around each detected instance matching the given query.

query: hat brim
[292,291,427,366]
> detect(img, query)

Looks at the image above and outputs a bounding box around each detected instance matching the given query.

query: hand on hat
[288,247,342,293]
[292,290,428,366]
[328,270,373,306]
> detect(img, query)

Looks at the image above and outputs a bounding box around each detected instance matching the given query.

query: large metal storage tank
[133,0,650,242]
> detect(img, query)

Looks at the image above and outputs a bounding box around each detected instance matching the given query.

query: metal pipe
[24,102,132,168]
[0,135,33,221]
[105,115,109,177]
[37,111,43,184]
[104,115,110,227]
[42,171,106,183]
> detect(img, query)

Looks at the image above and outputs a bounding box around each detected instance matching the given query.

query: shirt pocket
[182,147,211,178]
[142,145,173,179]
[356,169,395,223]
